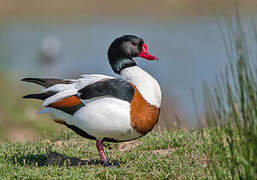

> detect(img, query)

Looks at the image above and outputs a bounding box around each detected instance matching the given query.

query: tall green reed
[203,2,257,179]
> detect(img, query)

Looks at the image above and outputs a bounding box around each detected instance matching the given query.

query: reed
[203,2,257,178]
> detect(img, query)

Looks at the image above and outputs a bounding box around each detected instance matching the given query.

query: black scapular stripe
[21,78,73,88]
[78,79,135,103]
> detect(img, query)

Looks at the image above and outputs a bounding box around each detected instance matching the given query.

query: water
[0,16,254,123]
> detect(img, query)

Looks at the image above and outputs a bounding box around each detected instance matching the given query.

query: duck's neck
[109,58,136,74]
[120,66,161,108]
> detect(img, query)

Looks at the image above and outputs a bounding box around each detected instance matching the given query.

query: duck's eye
[132,42,137,46]
[145,52,148,55]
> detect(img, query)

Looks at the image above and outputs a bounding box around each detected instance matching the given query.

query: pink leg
[96,140,107,163]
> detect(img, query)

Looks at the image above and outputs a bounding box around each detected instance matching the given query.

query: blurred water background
[0,0,256,141]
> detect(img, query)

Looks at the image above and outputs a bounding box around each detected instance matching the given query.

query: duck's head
[108,35,158,74]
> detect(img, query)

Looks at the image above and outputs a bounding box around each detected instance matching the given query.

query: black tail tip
[21,78,31,82]
[22,94,32,99]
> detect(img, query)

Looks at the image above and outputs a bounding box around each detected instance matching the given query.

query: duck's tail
[21,78,72,88]
[22,77,83,115]
[22,91,57,100]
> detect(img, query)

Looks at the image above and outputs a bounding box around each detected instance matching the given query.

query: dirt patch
[7,128,38,142]
[200,155,209,166]
[53,140,66,146]
[118,140,142,152]
[152,148,175,155]
[190,154,209,167]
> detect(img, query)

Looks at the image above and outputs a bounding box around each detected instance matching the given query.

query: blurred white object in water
[39,35,62,76]
[40,35,61,64]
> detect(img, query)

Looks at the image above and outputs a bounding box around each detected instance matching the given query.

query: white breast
[120,66,161,108]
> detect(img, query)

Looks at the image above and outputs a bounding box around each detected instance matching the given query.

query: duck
[22,35,162,165]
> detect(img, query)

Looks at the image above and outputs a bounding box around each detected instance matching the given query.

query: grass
[0,129,232,179]
[202,1,257,178]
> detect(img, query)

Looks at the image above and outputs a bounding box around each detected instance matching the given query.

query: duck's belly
[72,97,142,141]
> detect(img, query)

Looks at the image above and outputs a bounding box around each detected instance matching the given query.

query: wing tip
[22,92,57,100]
[21,78,30,82]
[21,78,39,83]
[22,94,34,99]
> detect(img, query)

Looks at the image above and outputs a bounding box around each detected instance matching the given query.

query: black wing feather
[78,79,135,103]
[22,91,57,100]
[21,78,72,88]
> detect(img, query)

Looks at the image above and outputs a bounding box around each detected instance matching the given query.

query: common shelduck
[22,35,161,165]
